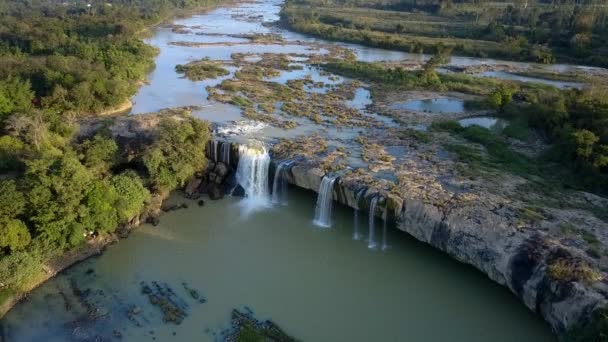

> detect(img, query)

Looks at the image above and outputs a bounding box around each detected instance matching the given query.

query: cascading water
[381,205,389,251]
[272,159,293,205]
[221,142,230,165]
[368,196,379,249]
[236,144,271,213]
[353,189,365,240]
[313,175,337,228]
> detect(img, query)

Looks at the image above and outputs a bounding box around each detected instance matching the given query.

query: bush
[112,172,151,223]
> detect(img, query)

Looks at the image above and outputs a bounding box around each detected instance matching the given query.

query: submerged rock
[161,203,188,212]
[140,281,189,325]
[223,309,299,342]
[182,282,206,303]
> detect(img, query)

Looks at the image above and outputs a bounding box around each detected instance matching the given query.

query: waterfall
[236,144,271,213]
[368,196,379,249]
[272,159,293,205]
[353,189,365,240]
[207,140,222,162]
[221,142,230,165]
[313,175,337,228]
[211,140,218,162]
[381,205,389,251]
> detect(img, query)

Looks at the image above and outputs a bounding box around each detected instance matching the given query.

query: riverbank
[0,235,115,319]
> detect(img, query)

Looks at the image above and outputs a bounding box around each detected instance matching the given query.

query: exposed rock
[232,185,245,197]
[146,216,160,227]
[214,162,229,178]
[184,177,202,197]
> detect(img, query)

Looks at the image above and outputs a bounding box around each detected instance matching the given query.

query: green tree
[0,219,31,252]
[488,84,516,111]
[25,151,92,248]
[573,129,599,161]
[0,180,26,219]
[142,117,210,192]
[0,77,34,120]
[111,171,150,223]
[80,134,118,176]
[420,46,452,85]
[83,180,119,233]
[0,135,25,172]
[0,180,30,252]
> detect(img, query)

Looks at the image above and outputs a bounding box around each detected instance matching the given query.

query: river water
[1,190,554,341]
[0,0,577,340]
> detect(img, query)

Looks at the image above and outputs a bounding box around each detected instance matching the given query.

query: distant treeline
[281,0,608,66]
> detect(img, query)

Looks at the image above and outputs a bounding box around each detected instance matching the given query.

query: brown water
[1,189,555,341]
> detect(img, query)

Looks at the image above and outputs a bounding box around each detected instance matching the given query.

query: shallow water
[459,116,509,131]
[130,0,600,123]
[1,190,555,342]
[391,98,465,114]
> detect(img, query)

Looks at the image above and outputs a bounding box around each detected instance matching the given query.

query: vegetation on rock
[175,59,230,81]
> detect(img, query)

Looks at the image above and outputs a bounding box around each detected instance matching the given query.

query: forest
[0,0,217,308]
[281,0,608,66]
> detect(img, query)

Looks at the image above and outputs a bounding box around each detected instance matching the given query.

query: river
[0,0,575,340]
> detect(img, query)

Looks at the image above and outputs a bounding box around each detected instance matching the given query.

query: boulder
[184,177,202,197]
[214,162,229,178]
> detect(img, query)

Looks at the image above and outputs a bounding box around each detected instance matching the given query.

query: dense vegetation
[0,0,218,309]
[281,0,608,66]
[323,58,608,192]
[0,0,222,117]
